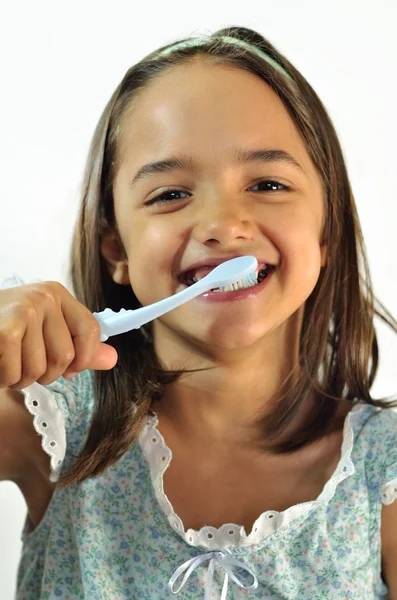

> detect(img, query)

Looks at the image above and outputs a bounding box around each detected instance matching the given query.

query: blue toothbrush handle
[93,279,208,341]
[93,308,137,342]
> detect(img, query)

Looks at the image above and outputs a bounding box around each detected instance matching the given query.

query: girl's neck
[151,306,330,449]
[153,363,352,465]
[153,343,300,448]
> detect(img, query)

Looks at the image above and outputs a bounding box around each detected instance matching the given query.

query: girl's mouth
[177,264,276,302]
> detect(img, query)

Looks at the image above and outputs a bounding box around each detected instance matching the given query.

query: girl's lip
[199,267,275,302]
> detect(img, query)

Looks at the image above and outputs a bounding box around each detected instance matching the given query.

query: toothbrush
[93,255,258,342]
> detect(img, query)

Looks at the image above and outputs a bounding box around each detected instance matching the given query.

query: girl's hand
[0,281,118,390]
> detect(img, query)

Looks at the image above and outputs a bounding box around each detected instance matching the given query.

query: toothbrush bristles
[216,272,258,293]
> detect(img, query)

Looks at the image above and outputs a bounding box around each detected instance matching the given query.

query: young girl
[1,25,397,600]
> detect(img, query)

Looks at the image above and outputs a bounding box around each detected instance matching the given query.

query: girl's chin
[188,322,271,353]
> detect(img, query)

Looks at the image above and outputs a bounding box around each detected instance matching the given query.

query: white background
[1,1,396,597]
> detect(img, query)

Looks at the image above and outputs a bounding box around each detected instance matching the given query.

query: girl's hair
[59,26,397,488]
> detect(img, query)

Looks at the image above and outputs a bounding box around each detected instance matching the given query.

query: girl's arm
[0,387,53,481]
[381,501,397,597]
[0,387,56,527]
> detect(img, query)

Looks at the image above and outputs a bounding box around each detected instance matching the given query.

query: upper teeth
[191,265,268,282]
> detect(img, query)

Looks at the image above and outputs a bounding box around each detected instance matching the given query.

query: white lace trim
[139,403,368,550]
[17,382,397,515]
[20,383,66,483]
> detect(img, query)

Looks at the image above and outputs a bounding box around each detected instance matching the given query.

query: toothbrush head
[200,256,258,291]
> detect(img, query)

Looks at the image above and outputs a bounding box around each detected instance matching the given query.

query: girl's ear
[100,230,130,285]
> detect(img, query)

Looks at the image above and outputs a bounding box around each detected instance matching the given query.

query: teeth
[216,270,261,292]
[182,264,273,290]
[256,264,268,276]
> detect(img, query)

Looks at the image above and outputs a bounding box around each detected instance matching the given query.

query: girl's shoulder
[352,401,397,445]
[350,402,397,495]
[21,369,95,481]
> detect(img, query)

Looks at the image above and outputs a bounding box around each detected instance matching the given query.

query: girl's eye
[146,190,190,206]
[145,179,289,206]
[249,180,289,193]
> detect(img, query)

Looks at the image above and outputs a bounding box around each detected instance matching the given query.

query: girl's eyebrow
[129,148,307,187]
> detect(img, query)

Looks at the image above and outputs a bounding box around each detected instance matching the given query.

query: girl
[1,25,397,599]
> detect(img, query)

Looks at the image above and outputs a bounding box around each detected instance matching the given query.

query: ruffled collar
[139,402,368,550]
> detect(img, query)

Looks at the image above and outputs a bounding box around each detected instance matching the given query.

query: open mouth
[179,264,275,291]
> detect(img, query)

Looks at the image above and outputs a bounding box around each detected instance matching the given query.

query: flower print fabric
[15,368,397,599]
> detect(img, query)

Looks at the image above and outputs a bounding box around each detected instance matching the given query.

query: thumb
[63,343,118,378]
[89,343,119,370]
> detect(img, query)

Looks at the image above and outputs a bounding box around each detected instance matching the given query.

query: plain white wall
[1,0,396,597]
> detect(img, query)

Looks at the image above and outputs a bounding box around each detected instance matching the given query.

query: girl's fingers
[59,299,118,373]
[0,282,119,388]
[11,312,47,389]
[36,309,77,385]
[0,317,25,388]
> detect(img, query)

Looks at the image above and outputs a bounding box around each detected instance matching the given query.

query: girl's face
[108,60,326,354]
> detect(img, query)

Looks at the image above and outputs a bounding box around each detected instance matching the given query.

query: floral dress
[13,366,397,600]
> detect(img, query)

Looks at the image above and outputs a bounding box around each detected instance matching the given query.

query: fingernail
[64,372,78,379]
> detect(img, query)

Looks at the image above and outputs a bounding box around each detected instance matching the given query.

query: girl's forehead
[117,62,315,179]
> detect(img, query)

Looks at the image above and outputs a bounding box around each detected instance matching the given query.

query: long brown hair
[59,26,397,488]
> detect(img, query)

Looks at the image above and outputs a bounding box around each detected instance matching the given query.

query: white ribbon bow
[168,550,259,599]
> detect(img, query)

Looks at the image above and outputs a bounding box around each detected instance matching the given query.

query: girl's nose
[192,204,255,247]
